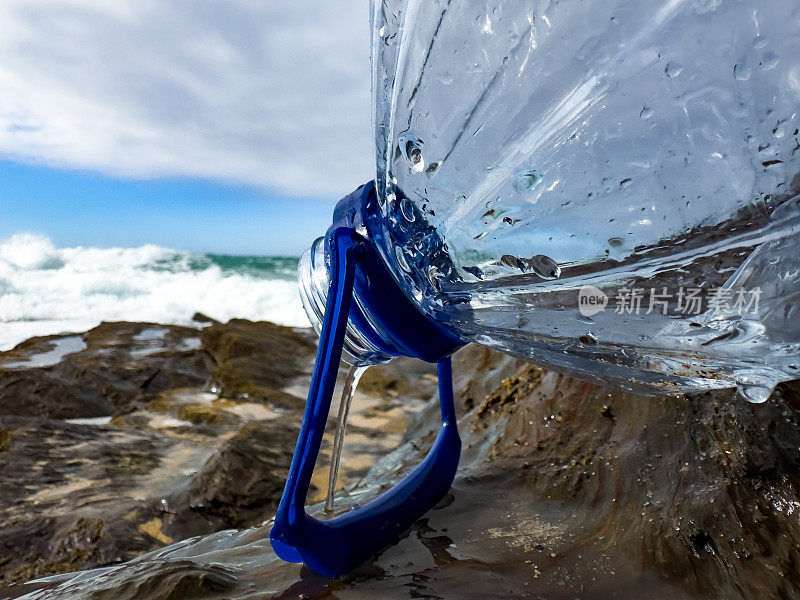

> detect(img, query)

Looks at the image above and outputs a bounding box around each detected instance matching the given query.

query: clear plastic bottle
[358,0,800,402]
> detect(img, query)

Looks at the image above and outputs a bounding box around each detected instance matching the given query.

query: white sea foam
[0,233,310,350]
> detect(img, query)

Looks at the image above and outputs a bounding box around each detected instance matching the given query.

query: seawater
[0,233,309,350]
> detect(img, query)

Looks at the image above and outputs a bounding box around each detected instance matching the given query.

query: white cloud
[0,0,373,197]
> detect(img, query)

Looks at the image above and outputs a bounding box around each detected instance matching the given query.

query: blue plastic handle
[270,227,461,578]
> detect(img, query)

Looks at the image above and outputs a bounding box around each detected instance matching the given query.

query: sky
[0,0,373,255]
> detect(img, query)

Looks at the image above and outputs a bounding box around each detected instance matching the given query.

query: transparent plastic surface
[369,0,800,399]
[298,237,394,366]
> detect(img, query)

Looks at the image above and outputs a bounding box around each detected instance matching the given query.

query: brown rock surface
[0,319,433,592]
[3,334,799,599]
[0,323,211,418]
[0,320,313,584]
[200,319,316,409]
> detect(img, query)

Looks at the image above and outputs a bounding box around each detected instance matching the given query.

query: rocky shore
[0,318,435,592]
[1,319,799,599]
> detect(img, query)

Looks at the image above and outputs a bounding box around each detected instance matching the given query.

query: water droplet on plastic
[530,255,561,279]
[513,169,543,194]
[579,333,598,345]
[735,371,778,404]
[408,148,424,171]
[398,133,424,172]
[463,266,484,279]
[426,264,443,287]
[664,62,682,78]
[399,197,415,222]
[639,106,653,120]
[425,161,441,175]
[384,191,397,214]
[394,246,411,273]
[500,254,527,271]
[608,237,624,248]
[736,382,773,404]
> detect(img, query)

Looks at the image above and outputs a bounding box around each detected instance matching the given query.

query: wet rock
[9,345,800,600]
[175,404,227,426]
[191,312,219,325]
[357,357,438,401]
[357,365,413,399]
[167,420,299,532]
[0,319,437,591]
[0,320,318,585]
[475,363,543,419]
[450,344,527,414]
[0,323,211,418]
[0,399,293,586]
[28,559,241,600]
[201,319,315,409]
[0,428,13,451]
[0,416,168,584]
[101,560,239,600]
[0,319,318,420]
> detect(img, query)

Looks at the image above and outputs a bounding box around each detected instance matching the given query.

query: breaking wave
[0,233,309,350]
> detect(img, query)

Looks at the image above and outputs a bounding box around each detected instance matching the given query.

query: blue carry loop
[270,184,465,578]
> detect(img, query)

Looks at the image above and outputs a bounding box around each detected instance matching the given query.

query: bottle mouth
[298,237,394,366]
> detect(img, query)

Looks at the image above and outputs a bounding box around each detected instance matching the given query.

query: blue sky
[0,161,339,256]
[0,0,372,256]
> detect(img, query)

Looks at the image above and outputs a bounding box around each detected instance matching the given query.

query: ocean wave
[0,233,310,350]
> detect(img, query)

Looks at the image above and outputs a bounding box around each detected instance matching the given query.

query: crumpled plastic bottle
[352,0,800,402]
[275,0,800,576]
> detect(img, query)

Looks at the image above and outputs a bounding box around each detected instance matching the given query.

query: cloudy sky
[0,0,373,254]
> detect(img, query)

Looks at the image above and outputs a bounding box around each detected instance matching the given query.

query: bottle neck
[298,235,394,366]
[297,181,465,366]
